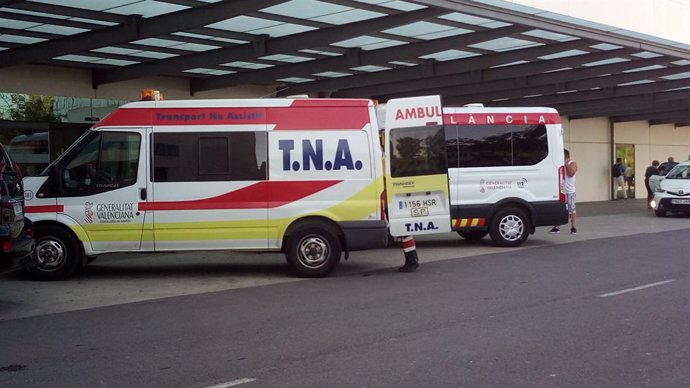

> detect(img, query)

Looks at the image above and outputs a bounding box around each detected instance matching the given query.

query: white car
[651,160,690,217]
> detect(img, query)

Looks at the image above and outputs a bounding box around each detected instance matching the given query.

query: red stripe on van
[443,113,561,125]
[25,205,64,213]
[95,105,371,130]
[138,180,341,211]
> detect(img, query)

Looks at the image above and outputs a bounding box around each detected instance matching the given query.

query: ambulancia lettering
[395,106,442,120]
[446,113,552,125]
[279,139,363,171]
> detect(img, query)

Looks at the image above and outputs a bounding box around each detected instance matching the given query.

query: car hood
[659,178,690,194]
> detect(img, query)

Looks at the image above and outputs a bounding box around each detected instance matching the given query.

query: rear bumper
[1,218,34,271]
[531,201,570,226]
[339,220,388,251]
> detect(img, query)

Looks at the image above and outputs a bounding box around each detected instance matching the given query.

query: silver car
[651,160,690,217]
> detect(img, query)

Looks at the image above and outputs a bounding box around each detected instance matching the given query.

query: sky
[507,0,690,45]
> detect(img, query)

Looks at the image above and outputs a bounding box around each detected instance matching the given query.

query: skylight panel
[27,25,88,36]
[584,58,630,66]
[92,47,140,56]
[129,51,178,59]
[300,49,342,57]
[384,21,470,39]
[259,54,314,63]
[332,35,406,50]
[313,71,351,78]
[250,23,317,38]
[30,0,136,11]
[0,18,40,29]
[131,38,187,48]
[661,71,690,80]
[623,65,666,72]
[221,61,274,70]
[0,35,46,44]
[469,37,541,52]
[312,9,385,25]
[172,42,220,52]
[91,58,139,66]
[108,1,188,17]
[439,12,494,25]
[617,80,654,86]
[590,43,624,51]
[522,30,574,42]
[53,54,100,62]
[376,1,426,11]
[349,65,390,72]
[631,51,664,59]
[263,0,351,19]
[277,77,314,83]
[420,49,479,61]
[538,49,589,60]
[206,16,281,32]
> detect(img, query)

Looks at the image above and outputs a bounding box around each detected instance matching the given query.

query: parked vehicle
[442,106,569,246]
[22,97,394,280]
[651,160,690,217]
[0,142,34,272]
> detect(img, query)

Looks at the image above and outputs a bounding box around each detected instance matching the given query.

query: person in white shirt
[550,149,578,234]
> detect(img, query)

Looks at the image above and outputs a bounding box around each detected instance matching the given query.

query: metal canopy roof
[0,0,689,126]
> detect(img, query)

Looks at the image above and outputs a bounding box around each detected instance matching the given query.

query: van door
[384,96,451,236]
[57,128,148,251]
[149,129,269,250]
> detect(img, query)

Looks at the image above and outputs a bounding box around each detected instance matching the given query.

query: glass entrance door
[615,144,635,199]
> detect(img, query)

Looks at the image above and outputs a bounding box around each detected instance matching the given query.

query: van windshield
[41,130,97,176]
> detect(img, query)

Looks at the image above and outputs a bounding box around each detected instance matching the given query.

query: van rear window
[389,125,446,177]
[445,124,548,168]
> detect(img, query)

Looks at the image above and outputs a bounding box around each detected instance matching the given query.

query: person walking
[644,160,660,209]
[612,157,627,199]
[624,163,634,197]
[550,149,578,234]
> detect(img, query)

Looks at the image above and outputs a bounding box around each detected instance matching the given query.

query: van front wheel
[286,225,341,278]
[24,225,82,281]
[489,207,529,247]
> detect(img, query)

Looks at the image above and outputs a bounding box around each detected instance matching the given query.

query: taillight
[2,239,12,253]
[558,165,565,203]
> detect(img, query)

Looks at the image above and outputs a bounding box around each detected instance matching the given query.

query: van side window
[62,132,141,194]
[152,131,267,182]
[389,125,446,178]
[446,124,548,168]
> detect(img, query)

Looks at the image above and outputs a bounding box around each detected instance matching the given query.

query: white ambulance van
[22,98,394,280]
[443,106,568,246]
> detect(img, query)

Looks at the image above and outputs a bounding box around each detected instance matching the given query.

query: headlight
[655,186,665,193]
[650,200,657,208]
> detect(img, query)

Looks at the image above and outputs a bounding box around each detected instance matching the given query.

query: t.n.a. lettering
[279,139,363,171]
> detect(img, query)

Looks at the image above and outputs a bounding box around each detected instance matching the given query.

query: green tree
[8,94,63,122]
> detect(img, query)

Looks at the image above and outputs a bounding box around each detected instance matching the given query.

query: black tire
[285,224,341,278]
[23,225,82,281]
[489,206,530,247]
[457,230,488,241]
[654,209,667,217]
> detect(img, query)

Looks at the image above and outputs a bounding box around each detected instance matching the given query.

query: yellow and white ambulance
[22,96,450,280]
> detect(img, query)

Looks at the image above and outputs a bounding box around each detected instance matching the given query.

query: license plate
[396,193,443,217]
[671,199,690,205]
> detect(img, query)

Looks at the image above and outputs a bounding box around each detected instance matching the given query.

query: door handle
[140,188,147,200]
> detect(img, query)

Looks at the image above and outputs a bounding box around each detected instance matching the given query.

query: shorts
[566,192,576,214]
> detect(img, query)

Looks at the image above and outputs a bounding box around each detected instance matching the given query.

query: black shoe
[549,227,560,234]
[570,228,577,234]
[398,264,419,272]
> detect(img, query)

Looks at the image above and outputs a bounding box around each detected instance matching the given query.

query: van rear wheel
[23,225,82,281]
[489,206,529,247]
[286,225,341,278]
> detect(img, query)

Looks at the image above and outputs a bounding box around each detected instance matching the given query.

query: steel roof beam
[553,89,690,115]
[564,98,690,119]
[278,39,590,96]
[191,24,528,93]
[334,47,634,98]
[384,56,672,100]
[0,0,286,69]
[93,7,446,87]
[612,110,690,123]
[413,0,690,60]
[468,77,690,107]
